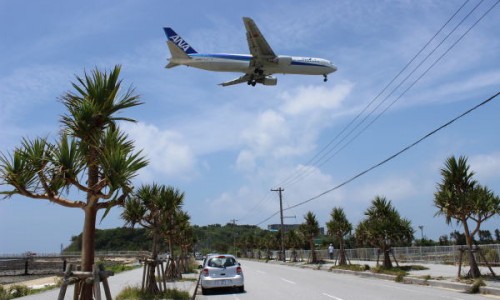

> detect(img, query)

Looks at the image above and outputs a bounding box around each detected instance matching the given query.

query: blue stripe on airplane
[190,53,252,61]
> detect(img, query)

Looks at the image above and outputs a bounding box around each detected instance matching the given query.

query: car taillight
[203,268,209,276]
[236,266,242,274]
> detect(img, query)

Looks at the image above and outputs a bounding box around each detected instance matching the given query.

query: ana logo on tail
[164,27,197,54]
[170,35,191,52]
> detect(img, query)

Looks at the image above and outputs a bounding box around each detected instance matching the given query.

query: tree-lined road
[196,260,491,300]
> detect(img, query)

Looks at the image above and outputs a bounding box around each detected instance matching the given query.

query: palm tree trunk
[463,218,481,278]
[80,205,97,300]
[383,243,392,269]
[338,236,347,265]
[146,232,159,294]
[310,238,317,263]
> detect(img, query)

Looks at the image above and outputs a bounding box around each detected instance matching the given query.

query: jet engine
[257,76,278,86]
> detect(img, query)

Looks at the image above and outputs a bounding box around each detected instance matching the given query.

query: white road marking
[256,270,266,274]
[280,277,296,284]
[322,292,344,300]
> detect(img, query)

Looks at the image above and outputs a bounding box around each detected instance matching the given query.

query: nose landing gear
[323,74,328,82]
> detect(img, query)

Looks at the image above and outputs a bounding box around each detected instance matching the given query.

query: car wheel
[201,287,207,295]
[238,285,245,293]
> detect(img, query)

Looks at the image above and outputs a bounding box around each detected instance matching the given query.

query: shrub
[0,285,12,300]
[116,285,189,300]
[7,285,30,298]
[468,279,485,294]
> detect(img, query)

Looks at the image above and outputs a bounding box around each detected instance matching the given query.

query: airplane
[163,17,337,87]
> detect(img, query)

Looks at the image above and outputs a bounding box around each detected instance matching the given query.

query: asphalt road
[195,259,494,300]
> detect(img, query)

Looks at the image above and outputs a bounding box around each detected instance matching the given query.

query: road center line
[322,292,344,300]
[280,278,296,284]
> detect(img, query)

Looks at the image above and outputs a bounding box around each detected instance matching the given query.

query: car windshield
[208,256,236,268]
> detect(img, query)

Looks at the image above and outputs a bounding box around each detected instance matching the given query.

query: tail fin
[163,27,197,54]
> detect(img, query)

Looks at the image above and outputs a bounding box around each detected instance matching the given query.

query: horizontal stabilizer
[165,61,179,69]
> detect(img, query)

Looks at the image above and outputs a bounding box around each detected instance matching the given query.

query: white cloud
[123,122,196,181]
[469,152,500,183]
[279,82,352,116]
[235,150,256,172]
[239,109,288,155]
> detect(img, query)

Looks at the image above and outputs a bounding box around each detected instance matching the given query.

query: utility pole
[271,187,286,262]
[230,219,239,255]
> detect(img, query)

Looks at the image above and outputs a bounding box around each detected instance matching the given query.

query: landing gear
[247,80,256,86]
[323,74,328,82]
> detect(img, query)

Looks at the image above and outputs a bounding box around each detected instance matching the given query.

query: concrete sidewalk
[15,266,198,299]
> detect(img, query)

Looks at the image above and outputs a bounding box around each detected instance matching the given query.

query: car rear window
[208,256,236,267]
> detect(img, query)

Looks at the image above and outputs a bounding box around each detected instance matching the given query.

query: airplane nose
[329,64,337,73]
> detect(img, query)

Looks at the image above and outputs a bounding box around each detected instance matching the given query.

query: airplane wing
[243,17,277,68]
[218,74,253,87]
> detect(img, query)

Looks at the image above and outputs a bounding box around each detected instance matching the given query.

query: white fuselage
[170,53,337,76]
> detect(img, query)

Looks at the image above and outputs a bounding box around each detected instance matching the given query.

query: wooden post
[159,260,167,292]
[99,264,113,300]
[156,261,162,292]
[457,248,464,278]
[58,263,73,300]
[477,248,497,277]
[93,264,102,300]
[390,249,399,267]
[141,259,147,291]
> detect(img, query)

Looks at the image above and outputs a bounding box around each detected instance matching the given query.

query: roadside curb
[255,259,500,297]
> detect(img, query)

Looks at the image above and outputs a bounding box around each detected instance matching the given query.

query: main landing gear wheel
[247,80,257,86]
[323,74,328,82]
[254,68,264,75]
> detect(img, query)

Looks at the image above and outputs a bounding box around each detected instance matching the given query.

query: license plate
[218,280,230,285]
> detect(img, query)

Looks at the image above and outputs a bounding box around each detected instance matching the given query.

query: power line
[277,0,496,188]
[277,0,472,188]
[256,91,500,226]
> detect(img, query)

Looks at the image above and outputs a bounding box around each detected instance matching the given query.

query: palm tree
[326,207,352,265]
[285,229,303,262]
[122,184,166,294]
[161,186,185,280]
[434,156,500,278]
[175,211,194,273]
[299,211,320,263]
[0,65,147,300]
[356,196,413,268]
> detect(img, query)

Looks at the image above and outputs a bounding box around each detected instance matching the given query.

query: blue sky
[1,0,499,253]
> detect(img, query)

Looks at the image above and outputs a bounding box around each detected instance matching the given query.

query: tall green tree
[299,211,320,263]
[0,65,147,299]
[285,229,303,262]
[326,207,352,265]
[355,196,414,268]
[122,184,167,294]
[434,155,500,278]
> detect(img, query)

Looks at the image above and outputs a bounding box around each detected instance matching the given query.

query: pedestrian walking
[328,243,334,260]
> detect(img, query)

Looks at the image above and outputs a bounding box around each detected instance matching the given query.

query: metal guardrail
[0,251,150,260]
[246,244,500,265]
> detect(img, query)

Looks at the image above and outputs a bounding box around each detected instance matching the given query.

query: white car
[199,254,244,295]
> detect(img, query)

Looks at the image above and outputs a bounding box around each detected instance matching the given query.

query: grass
[0,284,48,300]
[330,264,370,272]
[106,264,140,274]
[116,285,189,300]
